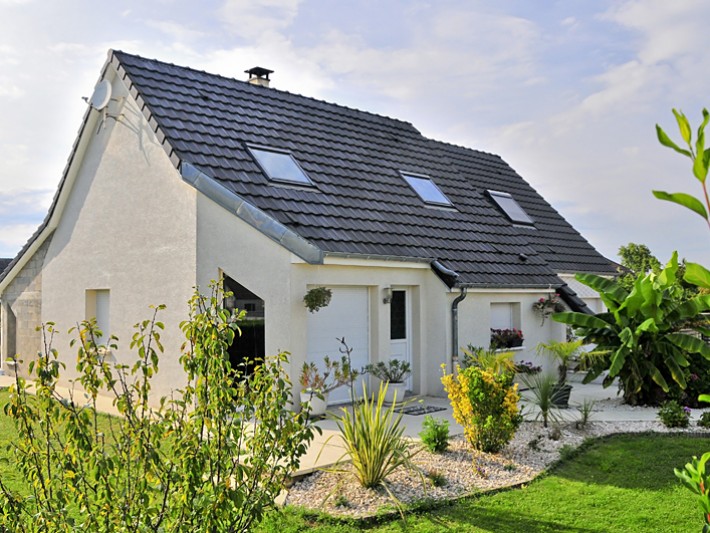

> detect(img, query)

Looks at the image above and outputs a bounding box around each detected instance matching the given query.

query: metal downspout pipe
[451,287,468,374]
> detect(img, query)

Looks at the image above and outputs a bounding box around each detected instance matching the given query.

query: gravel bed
[285,419,708,518]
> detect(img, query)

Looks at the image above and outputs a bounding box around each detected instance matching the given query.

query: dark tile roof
[107,51,615,287]
[0,258,12,276]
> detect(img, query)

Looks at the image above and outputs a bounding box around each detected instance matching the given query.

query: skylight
[248,146,312,185]
[487,190,534,225]
[401,172,452,206]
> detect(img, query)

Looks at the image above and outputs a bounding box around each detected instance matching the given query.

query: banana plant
[553,252,710,405]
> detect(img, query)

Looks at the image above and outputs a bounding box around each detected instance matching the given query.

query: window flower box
[490,328,524,350]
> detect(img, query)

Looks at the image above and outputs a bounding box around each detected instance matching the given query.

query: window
[86,289,110,339]
[490,302,521,330]
[487,190,534,225]
[248,146,312,185]
[390,290,407,340]
[401,172,453,206]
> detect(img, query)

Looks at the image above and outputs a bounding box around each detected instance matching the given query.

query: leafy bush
[658,400,691,428]
[419,415,450,453]
[0,283,317,532]
[554,253,710,405]
[697,412,710,429]
[334,383,415,489]
[441,365,522,453]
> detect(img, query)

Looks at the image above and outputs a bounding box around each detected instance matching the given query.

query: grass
[257,433,706,532]
[0,387,117,495]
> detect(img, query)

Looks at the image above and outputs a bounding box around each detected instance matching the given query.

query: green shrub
[334,383,415,488]
[697,412,710,429]
[419,415,450,453]
[0,283,317,532]
[441,365,522,453]
[658,400,691,428]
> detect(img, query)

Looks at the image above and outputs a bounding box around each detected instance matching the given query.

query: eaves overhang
[180,163,324,264]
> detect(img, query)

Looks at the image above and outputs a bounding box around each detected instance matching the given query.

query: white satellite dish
[89,80,112,111]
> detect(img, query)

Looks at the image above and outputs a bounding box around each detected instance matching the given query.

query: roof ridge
[111,50,420,132]
[428,137,503,159]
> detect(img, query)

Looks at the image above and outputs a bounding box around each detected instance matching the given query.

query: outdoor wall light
[382,286,393,304]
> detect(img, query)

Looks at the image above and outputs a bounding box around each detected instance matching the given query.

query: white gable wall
[41,68,198,398]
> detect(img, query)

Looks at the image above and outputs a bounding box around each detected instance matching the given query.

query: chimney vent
[245,66,274,87]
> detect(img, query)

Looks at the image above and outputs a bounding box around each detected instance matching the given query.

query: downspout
[451,287,468,374]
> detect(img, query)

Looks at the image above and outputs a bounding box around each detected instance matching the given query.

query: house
[0,51,615,402]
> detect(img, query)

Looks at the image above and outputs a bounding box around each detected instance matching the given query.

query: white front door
[306,287,370,404]
[389,289,412,390]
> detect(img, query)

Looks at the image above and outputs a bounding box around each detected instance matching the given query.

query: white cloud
[144,20,205,43]
[219,0,302,39]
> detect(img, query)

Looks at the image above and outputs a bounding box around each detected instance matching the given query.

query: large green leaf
[635,318,659,335]
[574,273,627,303]
[693,146,709,182]
[656,124,692,157]
[652,191,708,219]
[663,354,687,389]
[609,346,628,376]
[552,312,611,329]
[675,294,710,320]
[667,332,710,358]
[647,363,670,392]
[684,262,710,289]
[619,326,635,348]
[657,251,679,288]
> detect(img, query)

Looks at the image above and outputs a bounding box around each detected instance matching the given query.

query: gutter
[180,163,324,264]
[451,287,468,374]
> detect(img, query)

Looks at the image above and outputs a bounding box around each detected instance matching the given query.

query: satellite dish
[89,80,112,110]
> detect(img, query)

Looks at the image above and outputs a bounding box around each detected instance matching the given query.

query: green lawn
[258,433,707,532]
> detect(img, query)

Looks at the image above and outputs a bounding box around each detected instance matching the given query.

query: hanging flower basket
[303,287,332,313]
[532,293,565,326]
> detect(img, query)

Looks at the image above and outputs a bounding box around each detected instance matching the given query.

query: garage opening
[223,274,265,375]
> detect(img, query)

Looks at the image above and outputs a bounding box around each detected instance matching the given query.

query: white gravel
[284,419,708,518]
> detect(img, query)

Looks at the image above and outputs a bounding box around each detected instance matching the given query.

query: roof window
[487,190,534,225]
[401,172,452,206]
[248,146,312,185]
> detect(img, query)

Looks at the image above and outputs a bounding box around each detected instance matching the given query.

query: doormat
[394,405,446,416]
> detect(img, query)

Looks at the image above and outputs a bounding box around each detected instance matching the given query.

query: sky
[1,0,710,267]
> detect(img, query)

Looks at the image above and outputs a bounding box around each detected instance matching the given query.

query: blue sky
[1,0,709,267]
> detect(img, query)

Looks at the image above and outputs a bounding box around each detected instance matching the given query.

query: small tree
[0,282,317,532]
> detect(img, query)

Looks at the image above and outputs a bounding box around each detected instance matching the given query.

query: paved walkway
[2,372,705,476]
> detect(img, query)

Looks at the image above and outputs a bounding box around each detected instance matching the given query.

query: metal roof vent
[245,66,274,87]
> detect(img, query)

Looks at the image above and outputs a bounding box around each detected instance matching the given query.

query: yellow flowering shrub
[441,364,522,453]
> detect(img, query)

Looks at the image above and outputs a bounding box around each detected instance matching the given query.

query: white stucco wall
[456,289,568,376]
[41,68,198,398]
